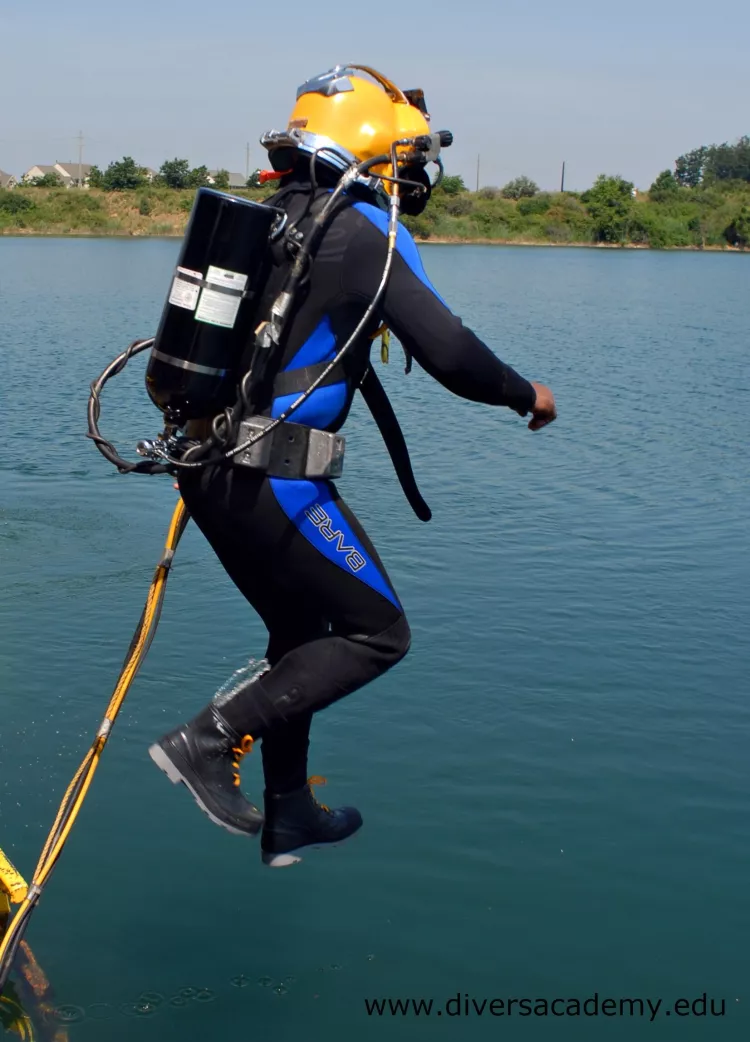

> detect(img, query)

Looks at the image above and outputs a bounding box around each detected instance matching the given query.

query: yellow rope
[0,500,188,979]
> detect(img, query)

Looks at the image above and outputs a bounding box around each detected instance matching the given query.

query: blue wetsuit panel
[269,478,401,609]
[281,315,337,370]
[272,314,347,428]
[270,383,347,427]
[352,201,449,307]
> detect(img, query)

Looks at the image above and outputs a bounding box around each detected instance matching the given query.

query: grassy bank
[1,182,749,249]
[400,178,750,249]
[0,185,271,237]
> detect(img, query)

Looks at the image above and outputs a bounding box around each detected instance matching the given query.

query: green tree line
[401,174,749,248]
[86,157,234,191]
[3,176,747,247]
[673,137,750,188]
[4,135,749,247]
[397,134,749,248]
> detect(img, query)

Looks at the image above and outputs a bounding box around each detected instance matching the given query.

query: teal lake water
[1,239,748,1040]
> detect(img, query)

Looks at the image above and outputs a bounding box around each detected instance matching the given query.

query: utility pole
[560,160,566,193]
[77,130,84,188]
[476,153,480,193]
[245,142,250,181]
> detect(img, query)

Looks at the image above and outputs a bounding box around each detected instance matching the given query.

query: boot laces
[307,775,330,813]
[230,735,255,787]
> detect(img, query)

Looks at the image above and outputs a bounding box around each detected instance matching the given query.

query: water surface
[1,240,748,1040]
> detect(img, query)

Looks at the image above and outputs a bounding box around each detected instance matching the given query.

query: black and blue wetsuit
[177,173,537,794]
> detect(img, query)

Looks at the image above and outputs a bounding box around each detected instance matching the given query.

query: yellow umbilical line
[0,500,189,991]
[0,850,28,905]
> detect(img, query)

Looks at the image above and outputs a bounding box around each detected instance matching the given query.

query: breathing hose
[0,499,189,995]
[86,337,170,475]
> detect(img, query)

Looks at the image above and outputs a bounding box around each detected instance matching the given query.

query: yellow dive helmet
[261,64,451,202]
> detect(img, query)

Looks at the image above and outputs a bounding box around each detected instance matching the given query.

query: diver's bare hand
[528,382,557,431]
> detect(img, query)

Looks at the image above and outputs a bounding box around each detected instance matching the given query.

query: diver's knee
[377,613,411,666]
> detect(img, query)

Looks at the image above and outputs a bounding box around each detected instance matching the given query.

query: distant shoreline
[417,238,744,252]
[0,228,745,252]
[0,185,747,251]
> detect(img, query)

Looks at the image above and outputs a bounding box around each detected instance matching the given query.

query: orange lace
[231,735,255,787]
[307,775,330,812]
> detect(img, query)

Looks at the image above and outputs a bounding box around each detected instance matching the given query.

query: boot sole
[261,850,304,868]
[148,743,262,837]
[261,830,361,868]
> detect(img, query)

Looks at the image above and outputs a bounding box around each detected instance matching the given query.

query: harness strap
[358,366,432,522]
[272,362,347,399]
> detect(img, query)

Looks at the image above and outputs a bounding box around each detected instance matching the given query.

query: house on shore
[208,170,247,190]
[0,170,17,189]
[22,163,93,187]
[22,164,61,185]
[54,162,93,187]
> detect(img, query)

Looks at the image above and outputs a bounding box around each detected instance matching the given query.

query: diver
[148,65,557,868]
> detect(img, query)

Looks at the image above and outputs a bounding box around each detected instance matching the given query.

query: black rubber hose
[86,338,170,474]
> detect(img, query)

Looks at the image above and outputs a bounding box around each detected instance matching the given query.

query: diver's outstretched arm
[342,217,556,428]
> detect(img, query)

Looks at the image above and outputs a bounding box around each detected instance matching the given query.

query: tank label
[168,266,202,311]
[195,265,249,329]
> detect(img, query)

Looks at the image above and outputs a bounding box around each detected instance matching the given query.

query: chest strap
[272,361,346,399]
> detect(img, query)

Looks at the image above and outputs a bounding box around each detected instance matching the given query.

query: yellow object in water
[0,848,28,904]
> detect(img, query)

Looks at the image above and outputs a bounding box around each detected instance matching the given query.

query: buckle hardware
[233,417,345,480]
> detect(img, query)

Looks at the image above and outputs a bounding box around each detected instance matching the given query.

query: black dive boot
[149,704,264,836]
[261,779,363,867]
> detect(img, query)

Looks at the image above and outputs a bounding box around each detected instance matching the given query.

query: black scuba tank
[145,187,283,426]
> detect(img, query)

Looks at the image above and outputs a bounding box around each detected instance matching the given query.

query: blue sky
[1,0,747,190]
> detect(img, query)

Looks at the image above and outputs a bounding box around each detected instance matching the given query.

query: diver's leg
[207,476,410,737]
[257,629,369,865]
[148,469,333,836]
[150,469,409,846]
[185,476,410,865]
[260,712,313,793]
[147,468,284,837]
[259,621,343,796]
[198,501,407,866]
[174,468,411,736]
[148,578,326,836]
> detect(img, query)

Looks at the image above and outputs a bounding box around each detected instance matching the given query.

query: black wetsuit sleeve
[340,214,537,414]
